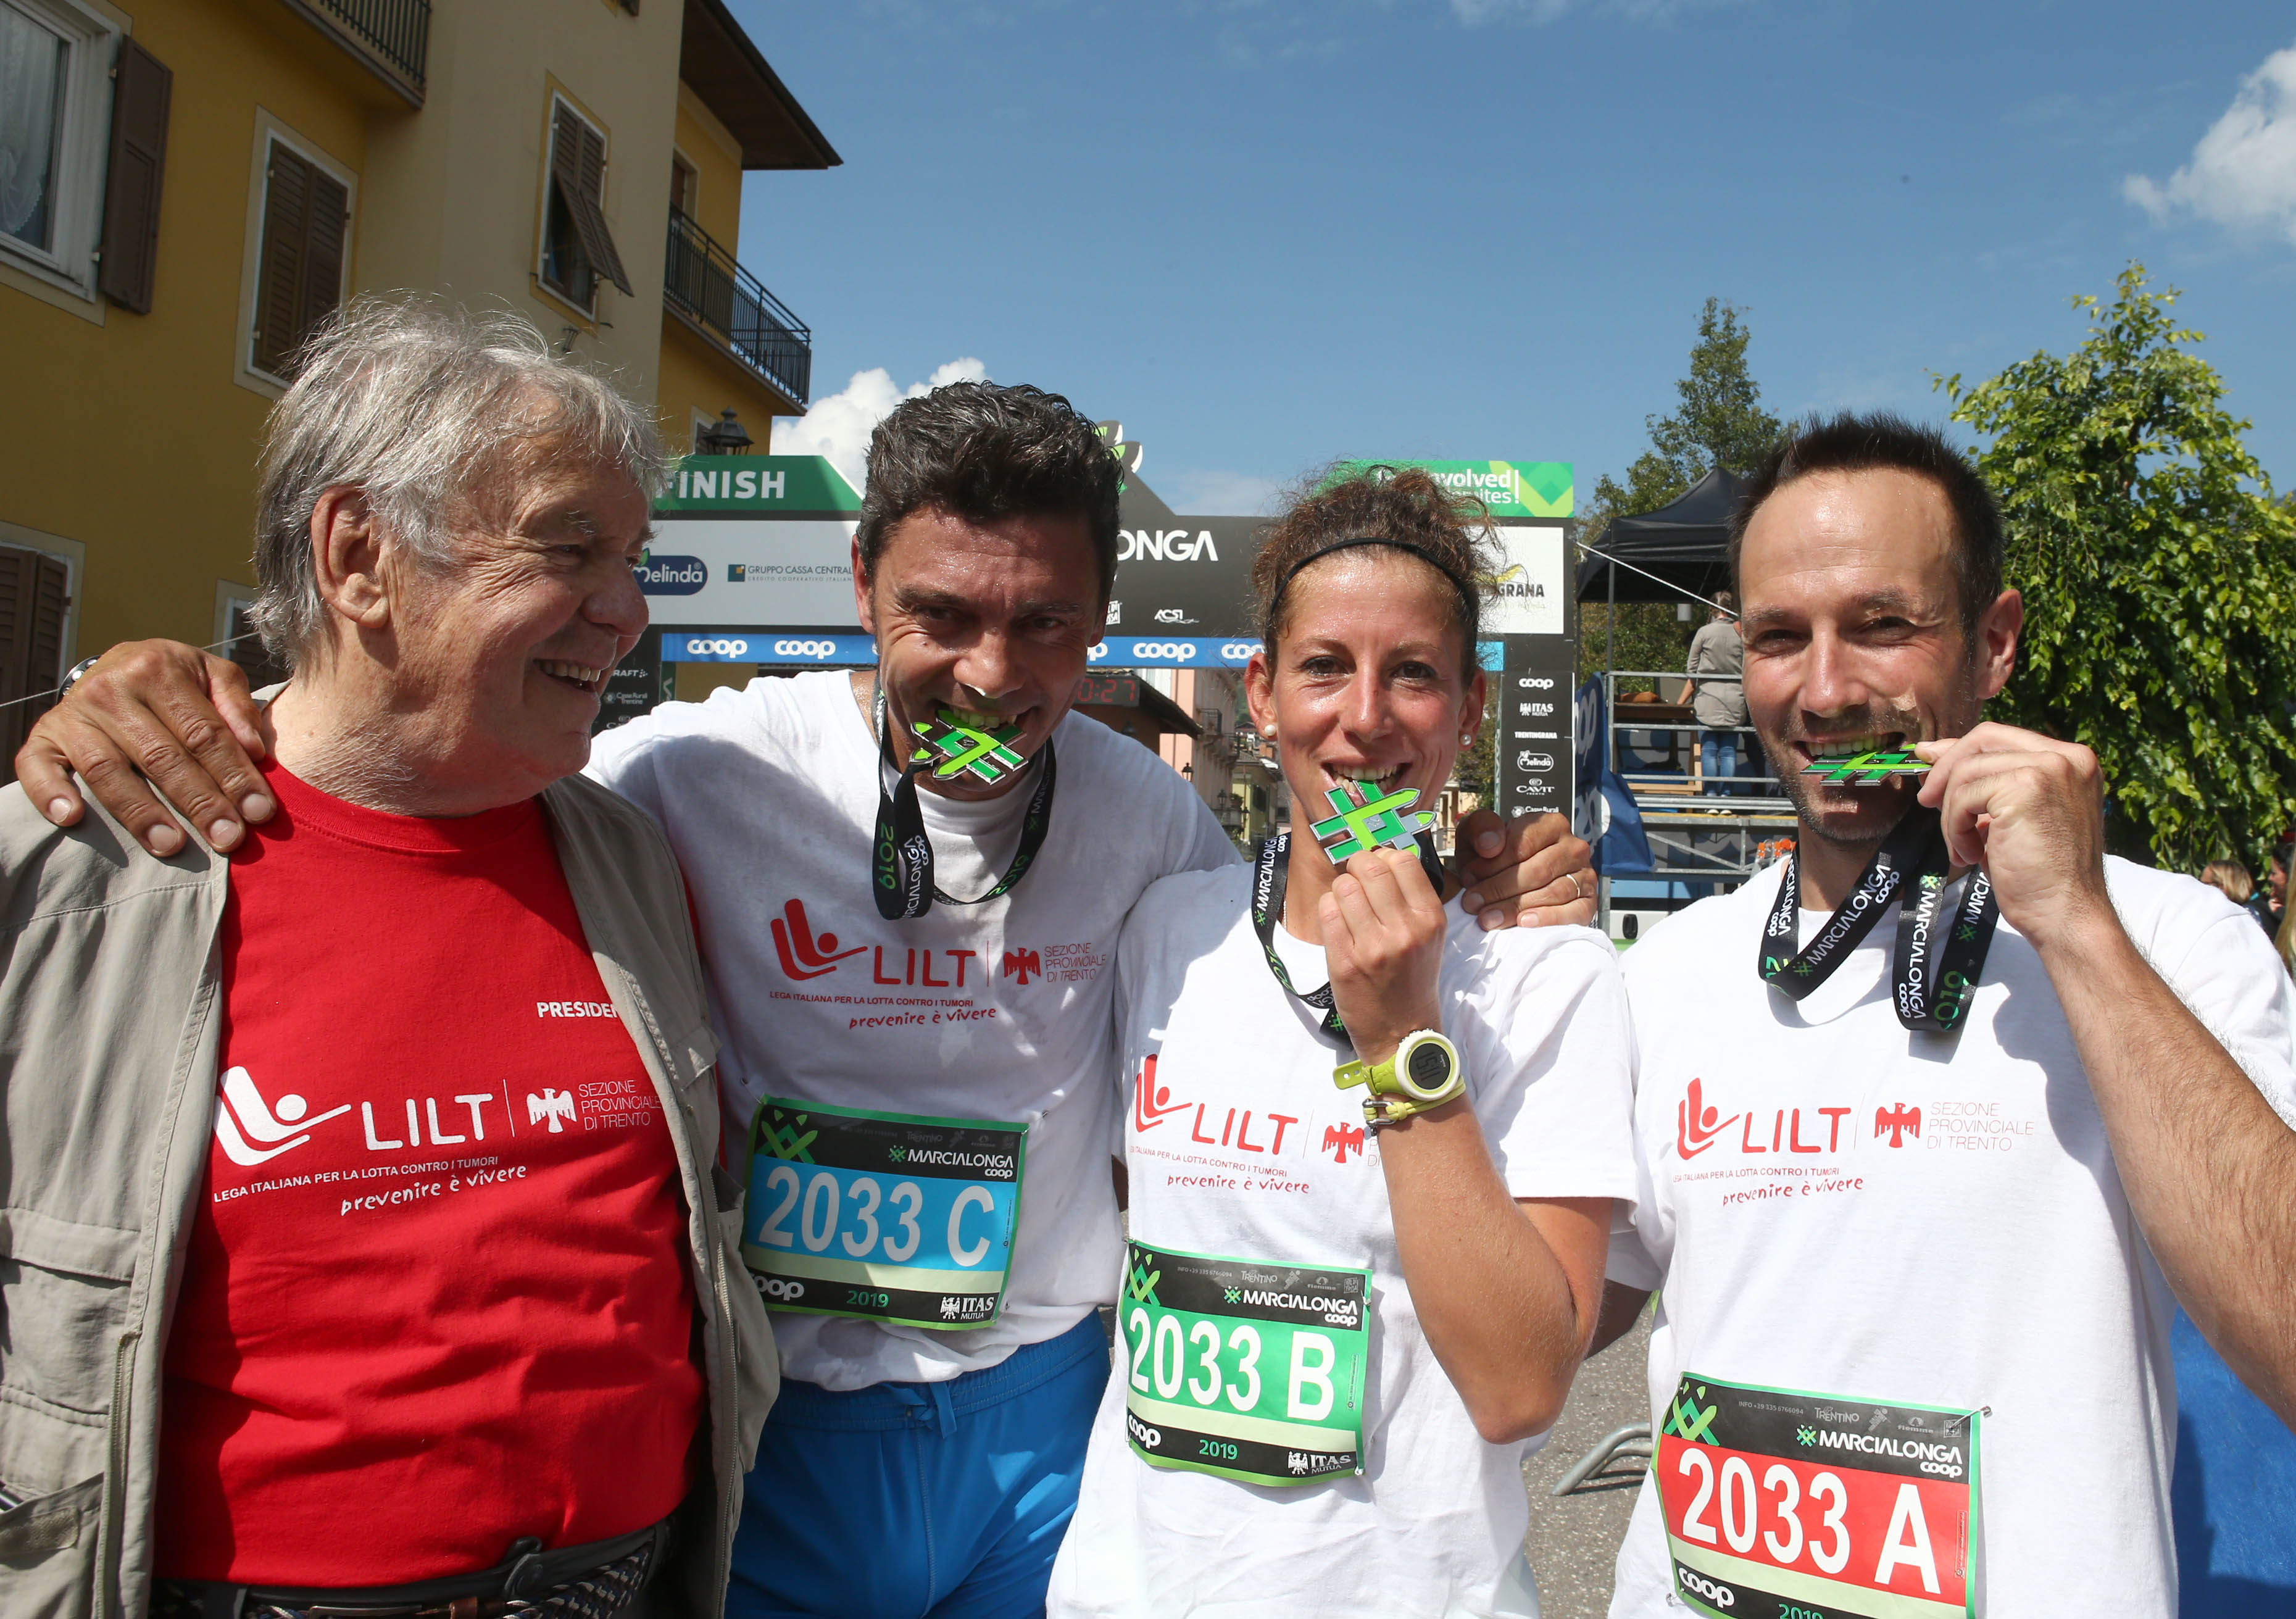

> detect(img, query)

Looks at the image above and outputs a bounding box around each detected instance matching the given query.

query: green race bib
[744,1097,1027,1330]
[1118,1239,1370,1488]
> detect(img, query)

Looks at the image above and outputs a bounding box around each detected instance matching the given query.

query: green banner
[658,455,862,514]
[1325,459,1574,520]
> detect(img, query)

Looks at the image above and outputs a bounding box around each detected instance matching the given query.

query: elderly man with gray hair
[0,300,772,1618]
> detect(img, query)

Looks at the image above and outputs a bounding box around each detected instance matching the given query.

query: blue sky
[734,2,2296,515]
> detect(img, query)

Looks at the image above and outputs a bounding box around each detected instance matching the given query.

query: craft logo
[528,1089,575,1131]
[633,554,707,595]
[1003,947,1041,986]
[1323,1121,1365,1163]
[212,1067,355,1167]
[1875,1104,1923,1147]
[1676,1078,1740,1160]
[773,899,867,981]
[1133,1054,1191,1132]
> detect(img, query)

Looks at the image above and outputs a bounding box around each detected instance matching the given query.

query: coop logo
[1130,643,1197,662]
[772,898,867,980]
[1516,676,1556,689]
[772,638,839,659]
[634,554,708,595]
[683,638,752,657]
[1676,1568,1736,1609]
[1221,643,1260,661]
[1126,1411,1165,1450]
[758,1276,807,1302]
[213,1067,354,1167]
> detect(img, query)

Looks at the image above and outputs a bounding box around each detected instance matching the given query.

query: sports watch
[1333,1029,1464,1130]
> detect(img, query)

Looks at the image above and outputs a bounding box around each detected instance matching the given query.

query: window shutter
[254,143,347,379]
[98,38,172,314]
[0,547,71,778]
[551,104,631,298]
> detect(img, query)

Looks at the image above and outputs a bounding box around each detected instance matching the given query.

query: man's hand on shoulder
[15,639,272,857]
[1456,808,1596,933]
[1915,722,2117,955]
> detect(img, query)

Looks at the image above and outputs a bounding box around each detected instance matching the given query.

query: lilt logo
[772,899,866,981]
[1002,947,1041,986]
[1323,1122,1365,1163]
[1133,1054,1190,1132]
[1876,1104,1922,1147]
[214,1067,354,1167]
[528,1089,576,1131]
[1676,1077,1739,1160]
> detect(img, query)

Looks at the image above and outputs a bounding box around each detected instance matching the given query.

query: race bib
[1118,1240,1369,1488]
[742,1097,1027,1330]
[1655,1372,1980,1619]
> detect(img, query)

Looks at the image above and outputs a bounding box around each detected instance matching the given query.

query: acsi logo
[1002,947,1042,986]
[772,899,867,980]
[1133,1053,1190,1132]
[528,1089,576,1132]
[213,1067,354,1167]
[1323,1121,1365,1163]
[1876,1104,1923,1147]
[1676,1077,1739,1160]
[633,554,707,595]
[1153,608,1195,625]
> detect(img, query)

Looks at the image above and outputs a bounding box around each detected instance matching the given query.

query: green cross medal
[1308,781,1433,862]
[910,709,1028,785]
[1802,746,1929,786]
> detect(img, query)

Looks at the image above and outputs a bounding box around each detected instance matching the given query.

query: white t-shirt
[1048,862,1640,1619]
[588,672,1237,1388]
[1607,858,2296,1617]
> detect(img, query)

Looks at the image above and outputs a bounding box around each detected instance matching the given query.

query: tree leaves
[1942,263,2296,870]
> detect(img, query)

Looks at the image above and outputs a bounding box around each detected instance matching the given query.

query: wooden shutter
[98,38,172,314]
[254,141,348,378]
[550,102,631,297]
[0,547,72,779]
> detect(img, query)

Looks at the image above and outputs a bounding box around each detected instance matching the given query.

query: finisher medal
[1308,781,1434,862]
[910,709,1028,786]
[1802,746,1930,787]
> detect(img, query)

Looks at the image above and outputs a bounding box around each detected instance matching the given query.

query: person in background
[2248,840,2289,941]
[1684,591,1748,795]
[2201,860,2256,907]
[0,301,772,1618]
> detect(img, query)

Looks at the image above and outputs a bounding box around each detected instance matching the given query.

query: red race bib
[1654,1373,1979,1619]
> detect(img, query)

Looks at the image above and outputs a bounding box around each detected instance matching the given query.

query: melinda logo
[634,554,707,594]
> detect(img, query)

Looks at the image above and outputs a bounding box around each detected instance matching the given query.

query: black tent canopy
[1573,467,1749,604]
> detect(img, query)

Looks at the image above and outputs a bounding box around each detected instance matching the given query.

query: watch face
[1400,1037,1455,1100]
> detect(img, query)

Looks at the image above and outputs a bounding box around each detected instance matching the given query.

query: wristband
[1334,1029,1463,1131]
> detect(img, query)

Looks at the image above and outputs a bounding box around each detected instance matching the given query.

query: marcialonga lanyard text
[1250,830,1448,1041]
[1757,804,2001,1033]
[871,685,1057,922]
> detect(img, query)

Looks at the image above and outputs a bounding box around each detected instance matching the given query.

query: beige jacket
[0,773,776,1618]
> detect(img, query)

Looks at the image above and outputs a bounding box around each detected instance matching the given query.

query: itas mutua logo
[1133,1054,1191,1132]
[1323,1121,1365,1163]
[213,1067,354,1167]
[1676,1077,1739,1160]
[772,899,867,981]
[1876,1104,1923,1147]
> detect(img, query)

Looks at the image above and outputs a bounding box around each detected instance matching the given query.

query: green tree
[1941,263,2296,870]
[1579,298,1784,687]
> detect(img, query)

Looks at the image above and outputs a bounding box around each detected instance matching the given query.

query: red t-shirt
[156,762,704,1585]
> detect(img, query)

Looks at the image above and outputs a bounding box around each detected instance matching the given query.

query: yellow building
[0,0,836,753]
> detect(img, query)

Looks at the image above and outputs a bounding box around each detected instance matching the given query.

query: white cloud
[1449,0,1741,25]
[2125,40,2296,247]
[773,357,989,494]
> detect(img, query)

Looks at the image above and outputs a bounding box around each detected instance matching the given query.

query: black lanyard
[1758,805,2000,1033]
[870,687,1057,921]
[1250,829,1449,1039]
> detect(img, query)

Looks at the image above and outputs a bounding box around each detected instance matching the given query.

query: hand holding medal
[1913,722,2115,954]
[1316,785,1449,1073]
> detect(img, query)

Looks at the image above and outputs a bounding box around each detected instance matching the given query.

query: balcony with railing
[663,209,812,408]
[283,0,431,104]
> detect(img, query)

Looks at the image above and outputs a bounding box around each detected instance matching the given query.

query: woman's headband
[1263,538,1479,644]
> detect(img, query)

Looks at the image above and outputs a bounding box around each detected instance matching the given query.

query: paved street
[1521,1308,1655,1619]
